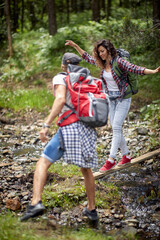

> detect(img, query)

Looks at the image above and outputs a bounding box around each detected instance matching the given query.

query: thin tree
[13,0,19,32]
[91,0,100,22]
[47,0,57,35]
[107,0,111,21]
[153,0,160,28]
[5,0,13,56]
[21,0,24,32]
[66,0,70,24]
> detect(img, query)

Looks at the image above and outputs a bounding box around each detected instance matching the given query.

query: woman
[65,39,160,172]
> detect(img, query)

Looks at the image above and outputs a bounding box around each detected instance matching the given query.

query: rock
[135,127,148,135]
[48,219,58,229]
[8,191,17,198]
[21,191,29,196]
[125,218,139,227]
[6,198,21,211]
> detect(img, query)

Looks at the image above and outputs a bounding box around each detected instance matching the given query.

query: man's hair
[62,52,81,65]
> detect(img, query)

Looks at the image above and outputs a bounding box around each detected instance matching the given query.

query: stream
[0,115,160,239]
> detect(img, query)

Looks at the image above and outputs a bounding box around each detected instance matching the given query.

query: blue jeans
[41,130,64,163]
[108,91,131,159]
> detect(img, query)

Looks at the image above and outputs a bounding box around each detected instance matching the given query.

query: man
[20,53,99,222]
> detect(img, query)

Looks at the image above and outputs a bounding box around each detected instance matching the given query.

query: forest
[0,1,160,240]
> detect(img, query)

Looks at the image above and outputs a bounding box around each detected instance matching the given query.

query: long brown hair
[93,39,117,69]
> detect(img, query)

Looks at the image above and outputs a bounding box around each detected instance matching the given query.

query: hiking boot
[117,155,131,166]
[99,160,115,172]
[82,207,99,221]
[20,201,46,221]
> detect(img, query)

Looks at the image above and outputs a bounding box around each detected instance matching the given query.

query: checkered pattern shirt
[60,121,97,169]
[82,51,146,97]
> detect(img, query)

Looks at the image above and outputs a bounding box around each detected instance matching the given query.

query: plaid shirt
[82,51,146,98]
[60,121,97,169]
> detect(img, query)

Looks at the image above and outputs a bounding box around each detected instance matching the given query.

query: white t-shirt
[103,71,119,91]
[52,73,73,116]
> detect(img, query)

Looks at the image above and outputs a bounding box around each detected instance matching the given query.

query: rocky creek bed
[0,109,160,240]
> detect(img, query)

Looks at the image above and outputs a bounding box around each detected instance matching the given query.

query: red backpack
[57,65,109,128]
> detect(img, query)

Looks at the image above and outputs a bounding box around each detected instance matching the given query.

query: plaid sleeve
[82,51,96,65]
[117,57,146,75]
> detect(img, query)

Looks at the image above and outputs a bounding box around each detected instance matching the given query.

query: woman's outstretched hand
[65,40,77,47]
[65,40,85,56]
[155,66,160,73]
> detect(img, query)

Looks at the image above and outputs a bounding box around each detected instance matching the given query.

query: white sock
[126,155,130,159]
[108,158,115,163]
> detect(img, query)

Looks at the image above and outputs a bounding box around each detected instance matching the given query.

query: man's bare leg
[31,157,52,205]
[81,168,95,210]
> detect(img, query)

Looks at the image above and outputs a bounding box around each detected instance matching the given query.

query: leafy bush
[0,88,53,112]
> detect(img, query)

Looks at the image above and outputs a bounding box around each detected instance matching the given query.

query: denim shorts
[41,130,64,163]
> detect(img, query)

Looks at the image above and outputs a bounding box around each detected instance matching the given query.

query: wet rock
[6,197,21,211]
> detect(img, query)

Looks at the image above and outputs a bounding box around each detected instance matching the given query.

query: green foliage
[42,163,121,210]
[0,212,138,240]
[48,163,82,178]
[1,18,160,97]
[140,100,160,122]
[0,212,43,240]
[0,88,53,112]
[95,181,121,208]
[139,100,160,149]
[42,178,86,209]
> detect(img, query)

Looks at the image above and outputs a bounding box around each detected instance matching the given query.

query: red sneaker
[99,160,115,172]
[117,155,131,166]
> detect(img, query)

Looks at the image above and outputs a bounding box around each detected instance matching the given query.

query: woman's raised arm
[65,40,85,56]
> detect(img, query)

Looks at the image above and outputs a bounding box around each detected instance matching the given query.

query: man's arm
[40,84,66,142]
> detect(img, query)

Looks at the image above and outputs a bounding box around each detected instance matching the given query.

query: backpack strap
[57,110,79,127]
[112,56,132,98]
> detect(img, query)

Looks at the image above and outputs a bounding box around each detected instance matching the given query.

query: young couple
[21,39,160,222]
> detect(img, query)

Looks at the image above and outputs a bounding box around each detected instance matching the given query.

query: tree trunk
[80,0,85,11]
[91,0,100,22]
[71,0,77,13]
[153,0,160,28]
[47,0,57,35]
[119,0,122,7]
[21,0,24,32]
[13,0,18,32]
[30,2,36,29]
[107,0,111,21]
[66,0,70,24]
[5,0,13,56]
[101,0,105,11]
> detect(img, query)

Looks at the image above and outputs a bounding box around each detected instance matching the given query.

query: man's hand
[40,128,49,142]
